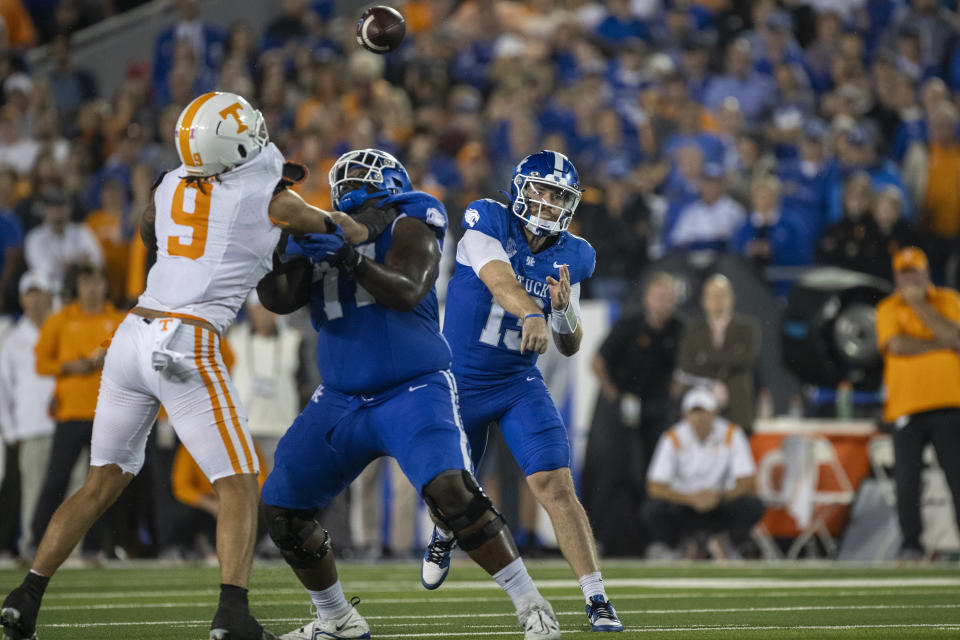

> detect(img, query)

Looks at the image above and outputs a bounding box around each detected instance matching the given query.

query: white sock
[307,580,351,619]
[578,571,607,603]
[493,557,540,610]
[436,526,454,542]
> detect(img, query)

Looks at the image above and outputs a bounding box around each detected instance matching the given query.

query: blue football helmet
[509,150,583,236]
[329,148,412,212]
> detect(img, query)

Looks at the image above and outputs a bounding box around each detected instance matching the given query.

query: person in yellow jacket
[29,263,123,552]
[875,246,960,560]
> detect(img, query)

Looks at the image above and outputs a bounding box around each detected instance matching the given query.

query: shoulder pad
[462,199,509,238]
[384,191,447,237]
[564,233,596,283]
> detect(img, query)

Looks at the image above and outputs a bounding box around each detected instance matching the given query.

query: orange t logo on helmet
[219,102,248,133]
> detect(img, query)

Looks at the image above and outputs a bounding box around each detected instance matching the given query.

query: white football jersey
[138,142,284,333]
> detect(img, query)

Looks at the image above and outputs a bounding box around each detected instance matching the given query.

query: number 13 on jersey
[479,299,544,351]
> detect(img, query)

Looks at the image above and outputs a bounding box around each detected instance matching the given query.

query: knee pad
[263,504,331,569]
[422,470,506,552]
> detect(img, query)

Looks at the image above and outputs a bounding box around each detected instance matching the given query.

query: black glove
[352,200,399,242]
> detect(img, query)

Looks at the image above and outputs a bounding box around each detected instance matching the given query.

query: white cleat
[280,604,370,640]
[517,598,562,640]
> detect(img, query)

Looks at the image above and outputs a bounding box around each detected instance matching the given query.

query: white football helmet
[174,92,269,177]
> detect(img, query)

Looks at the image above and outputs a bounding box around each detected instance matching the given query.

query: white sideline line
[40,602,960,616]
[41,604,960,628]
[39,577,960,600]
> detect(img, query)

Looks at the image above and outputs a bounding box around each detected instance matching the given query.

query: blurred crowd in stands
[0,0,957,561]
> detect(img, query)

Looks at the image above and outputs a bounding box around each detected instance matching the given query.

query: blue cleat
[420,527,456,590]
[586,595,623,632]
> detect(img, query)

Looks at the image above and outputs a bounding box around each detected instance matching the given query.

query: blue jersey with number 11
[443,199,595,386]
[301,191,452,395]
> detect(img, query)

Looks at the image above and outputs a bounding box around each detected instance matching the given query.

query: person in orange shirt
[875,246,960,560]
[29,263,123,553]
[170,444,267,558]
[85,178,131,305]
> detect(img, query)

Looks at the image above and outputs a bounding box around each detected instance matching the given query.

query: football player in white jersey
[1,92,394,640]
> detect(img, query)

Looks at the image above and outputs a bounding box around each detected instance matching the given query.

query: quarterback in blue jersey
[257,149,562,640]
[423,151,623,632]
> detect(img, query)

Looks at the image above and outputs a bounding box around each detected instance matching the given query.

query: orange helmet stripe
[177,92,218,168]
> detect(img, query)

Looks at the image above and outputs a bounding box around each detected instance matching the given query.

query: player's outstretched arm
[354,216,440,311]
[477,260,549,355]
[270,190,397,243]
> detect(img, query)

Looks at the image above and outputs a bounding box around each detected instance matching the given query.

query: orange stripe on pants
[194,326,242,475]
[206,331,255,473]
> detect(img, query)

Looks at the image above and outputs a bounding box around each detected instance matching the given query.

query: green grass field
[2,560,960,639]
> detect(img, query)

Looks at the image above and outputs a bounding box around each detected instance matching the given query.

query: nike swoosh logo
[553,262,566,269]
[409,384,428,392]
[526,376,537,382]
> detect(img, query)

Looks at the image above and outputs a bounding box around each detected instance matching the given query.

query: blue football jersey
[297,191,452,394]
[443,199,596,385]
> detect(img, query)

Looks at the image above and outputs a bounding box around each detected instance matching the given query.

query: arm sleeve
[646,433,677,484]
[35,316,62,376]
[456,229,511,276]
[567,282,582,318]
[729,428,756,479]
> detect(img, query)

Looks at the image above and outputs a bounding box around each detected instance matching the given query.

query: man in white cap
[642,387,764,559]
[0,272,56,558]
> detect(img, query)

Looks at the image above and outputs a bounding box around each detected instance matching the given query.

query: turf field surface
[2,560,959,639]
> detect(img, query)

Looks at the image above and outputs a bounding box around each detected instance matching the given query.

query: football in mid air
[356,6,406,54]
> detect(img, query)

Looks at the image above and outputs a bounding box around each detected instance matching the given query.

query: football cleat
[517,598,562,640]
[586,595,623,632]
[209,608,278,640]
[421,527,456,590]
[1,587,39,640]
[280,600,370,640]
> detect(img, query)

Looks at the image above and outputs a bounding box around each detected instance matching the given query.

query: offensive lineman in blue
[257,149,563,640]
[421,151,623,632]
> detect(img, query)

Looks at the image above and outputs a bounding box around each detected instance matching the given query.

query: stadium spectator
[0,167,23,312]
[875,247,960,561]
[667,162,745,251]
[676,274,761,433]
[84,177,130,305]
[904,102,960,240]
[642,387,765,560]
[152,0,224,104]
[732,174,813,293]
[0,0,36,49]
[577,166,650,301]
[227,293,306,470]
[586,272,682,555]
[170,444,266,558]
[0,272,55,557]
[23,188,103,291]
[704,38,776,122]
[45,34,98,124]
[30,263,123,554]
[0,104,38,176]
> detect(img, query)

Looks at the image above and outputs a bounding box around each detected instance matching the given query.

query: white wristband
[550,304,579,334]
